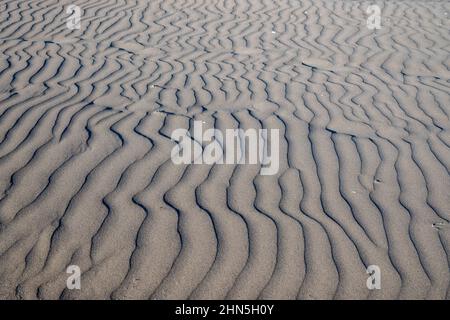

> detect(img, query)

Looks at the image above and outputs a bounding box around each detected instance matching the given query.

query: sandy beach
[0,0,449,299]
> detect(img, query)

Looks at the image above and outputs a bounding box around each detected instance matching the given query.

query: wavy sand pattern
[0,0,449,299]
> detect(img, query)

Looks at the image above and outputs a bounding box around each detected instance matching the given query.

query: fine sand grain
[0,0,449,299]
